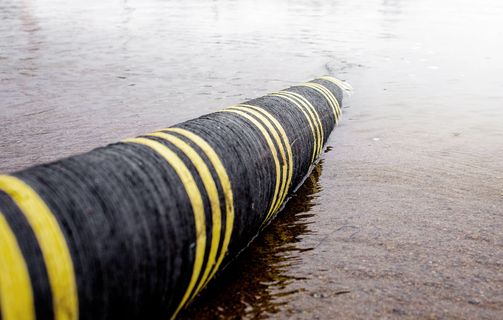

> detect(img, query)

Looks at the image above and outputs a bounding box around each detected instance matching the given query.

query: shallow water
[1,0,503,318]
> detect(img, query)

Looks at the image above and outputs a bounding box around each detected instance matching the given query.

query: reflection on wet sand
[180,162,324,319]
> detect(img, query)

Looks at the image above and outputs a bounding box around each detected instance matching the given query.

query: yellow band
[221,109,283,219]
[233,104,293,222]
[273,91,323,160]
[146,132,221,301]
[319,76,353,92]
[0,176,78,320]
[281,91,324,158]
[300,82,341,123]
[271,92,318,163]
[0,212,35,320]
[311,82,342,118]
[162,128,234,291]
[281,91,324,156]
[227,105,288,218]
[315,82,341,117]
[124,138,206,320]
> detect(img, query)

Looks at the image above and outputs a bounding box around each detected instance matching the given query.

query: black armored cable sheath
[0,76,350,320]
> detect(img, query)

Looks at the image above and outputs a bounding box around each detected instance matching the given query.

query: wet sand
[1,0,502,318]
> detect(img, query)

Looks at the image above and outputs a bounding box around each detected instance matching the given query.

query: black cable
[0,76,348,320]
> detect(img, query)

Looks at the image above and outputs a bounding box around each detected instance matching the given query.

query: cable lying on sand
[0,76,350,320]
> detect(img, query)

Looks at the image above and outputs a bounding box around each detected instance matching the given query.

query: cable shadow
[180,161,325,319]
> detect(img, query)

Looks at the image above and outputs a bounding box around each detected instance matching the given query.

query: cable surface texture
[0,76,350,320]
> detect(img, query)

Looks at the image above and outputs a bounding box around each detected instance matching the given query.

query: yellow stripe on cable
[274,91,323,158]
[0,176,78,320]
[163,128,234,291]
[280,91,325,157]
[0,212,35,320]
[227,105,288,218]
[319,76,354,92]
[123,138,206,320]
[146,131,221,301]
[232,104,293,222]
[221,109,284,220]
[300,83,340,123]
[276,91,324,158]
[238,104,294,211]
[270,92,319,164]
[307,82,342,119]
